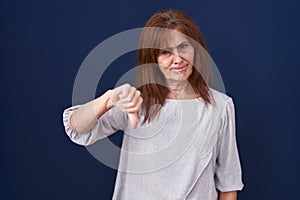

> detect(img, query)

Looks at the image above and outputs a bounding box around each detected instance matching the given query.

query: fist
[110,84,143,128]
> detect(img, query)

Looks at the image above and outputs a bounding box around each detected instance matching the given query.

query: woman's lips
[172,64,188,72]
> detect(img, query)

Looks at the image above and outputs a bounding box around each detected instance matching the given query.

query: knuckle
[131,107,138,112]
[130,86,136,90]
[127,102,134,107]
[124,83,130,88]
[139,97,143,103]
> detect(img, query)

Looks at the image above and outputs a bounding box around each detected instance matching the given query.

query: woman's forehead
[159,30,189,48]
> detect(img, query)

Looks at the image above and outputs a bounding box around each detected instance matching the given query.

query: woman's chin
[166,74,190,82]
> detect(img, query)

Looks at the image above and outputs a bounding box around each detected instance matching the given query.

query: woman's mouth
[172,64,188,72]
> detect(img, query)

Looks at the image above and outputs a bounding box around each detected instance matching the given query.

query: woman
[63,9,243,200]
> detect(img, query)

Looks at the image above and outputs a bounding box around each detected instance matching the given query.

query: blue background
[1,0,299,199]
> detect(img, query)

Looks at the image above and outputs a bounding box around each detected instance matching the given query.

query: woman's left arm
[215,98,243,197]
[219,191,237,200]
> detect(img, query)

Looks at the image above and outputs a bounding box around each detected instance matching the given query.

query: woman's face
[157,31,194,82]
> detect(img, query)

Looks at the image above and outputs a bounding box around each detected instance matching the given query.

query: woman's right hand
[110,84,143,129]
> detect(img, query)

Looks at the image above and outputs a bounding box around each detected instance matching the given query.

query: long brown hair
[136,9,213,124]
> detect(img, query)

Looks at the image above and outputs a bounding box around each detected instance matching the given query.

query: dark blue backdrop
[1,0,299,199]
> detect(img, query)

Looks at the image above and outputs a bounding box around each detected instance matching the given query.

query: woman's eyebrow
[161,47,173,51]
[163,41,188,51]
[176,41,188,47]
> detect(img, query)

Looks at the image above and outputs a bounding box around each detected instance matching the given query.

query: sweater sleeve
[63,105,128,146]
[214,98,244,192]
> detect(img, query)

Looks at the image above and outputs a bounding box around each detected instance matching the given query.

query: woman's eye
[160,49,172,55]
[178,43,188,49]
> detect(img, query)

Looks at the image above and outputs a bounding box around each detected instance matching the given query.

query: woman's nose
[173,52,183,65]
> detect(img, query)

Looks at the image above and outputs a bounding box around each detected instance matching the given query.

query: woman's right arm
[70,90,113,134]
[63,84,143,146]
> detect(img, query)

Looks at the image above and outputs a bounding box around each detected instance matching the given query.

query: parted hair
[136,9,213,123]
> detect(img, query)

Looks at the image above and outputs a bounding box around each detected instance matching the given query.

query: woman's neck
[165,80,198,99]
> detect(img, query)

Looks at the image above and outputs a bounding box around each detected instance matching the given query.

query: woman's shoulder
[208,87,234,110]
[209,87,232,102]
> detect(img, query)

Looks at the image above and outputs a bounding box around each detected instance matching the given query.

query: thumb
[128,113,139,129]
